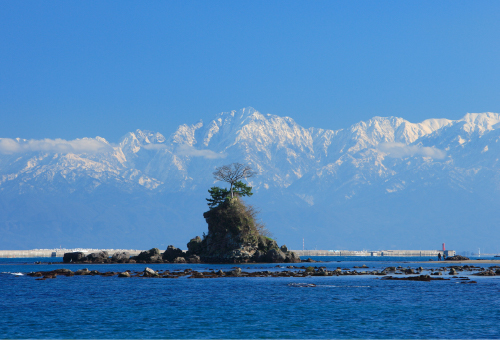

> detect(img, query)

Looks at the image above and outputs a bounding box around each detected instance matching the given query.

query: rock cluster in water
[194,197,300,263]
[63,197,300,264]
[445,255,470,261]
[26,264,500,282]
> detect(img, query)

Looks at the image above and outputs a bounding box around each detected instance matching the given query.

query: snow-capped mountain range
[1,107,499,252]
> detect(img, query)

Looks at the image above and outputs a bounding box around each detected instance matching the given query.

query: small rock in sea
[445,255,470,261]
[226,268,242,277]
[118,272,131,278]
[143,267,158,277]
[74,268,91,275]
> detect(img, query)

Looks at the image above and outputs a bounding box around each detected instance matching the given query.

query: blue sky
[1,1,499,142]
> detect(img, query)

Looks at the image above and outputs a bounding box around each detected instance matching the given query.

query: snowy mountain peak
[460,112,500,134]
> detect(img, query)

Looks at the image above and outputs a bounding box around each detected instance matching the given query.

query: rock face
[111,252,131,263]
[187,197,300,263]
[60,196,300,264]
[63,251,109,263]
[133,248,162,263]
[63,252,86,263]
[86,251,109,263]
[162,245,184,262]
[186,237,203,256]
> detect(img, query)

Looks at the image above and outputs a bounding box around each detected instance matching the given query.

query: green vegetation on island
[63,163,300,264]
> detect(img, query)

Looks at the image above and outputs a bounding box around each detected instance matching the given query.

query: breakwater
[293,250,456,257]
[0,249,143,258]
[0,248,456,258]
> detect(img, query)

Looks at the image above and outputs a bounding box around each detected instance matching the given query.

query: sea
[1,256,499,339]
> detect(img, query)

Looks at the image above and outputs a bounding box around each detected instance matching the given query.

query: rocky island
[63,163,300,264]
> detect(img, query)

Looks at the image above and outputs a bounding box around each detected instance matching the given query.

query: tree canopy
[206,181,253,208]
[213,163,256,198]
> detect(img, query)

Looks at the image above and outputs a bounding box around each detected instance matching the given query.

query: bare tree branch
[213,163,257,198]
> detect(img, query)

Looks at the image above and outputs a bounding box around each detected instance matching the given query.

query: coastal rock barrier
[63,244,302,264]
[24,264,499,281]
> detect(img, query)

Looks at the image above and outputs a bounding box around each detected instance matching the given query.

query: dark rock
[280,245,288,252]
[257,235,278,252]
[266,248,287,263]
[473,270,496,276]
[111,252,130,263]
[163,245,184,262]
[118,272,130,278]
[186,236,203,256]
[198,198,264,263]
[445,255,470,261]
[449,268,458,275]
[27,272,43,277]
[53,269,74,276]
[134,248,162,263]
[226,267,242,277]
[285,251,301,263]
[305,266,315,273]
[382,267,396,273]
[173,257,187,263]
[143,267,158,277]
[63,252,85,263]
[187,255,201,263]
[74,268,91,275]
[252,250,266,262]
[85,251,109,263]
[382,275,449,281]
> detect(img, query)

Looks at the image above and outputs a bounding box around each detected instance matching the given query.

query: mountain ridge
[0,107,499,252]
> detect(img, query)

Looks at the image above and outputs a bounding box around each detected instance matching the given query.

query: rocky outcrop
[186,255,201,263]
[63,251,109,263]
[162,245,184,262]
[173,257,187,263]
[265,248,286,263]
[186,197,300,263]
[143,267,159,277]
[445,255,470,261]
[111,252,131,263]
[63,252,86,263]
[86,251,109,263]
[186,237,203,256]
[133,248,162,263]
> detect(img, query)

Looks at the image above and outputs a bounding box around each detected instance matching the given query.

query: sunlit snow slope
[1,107,499,252]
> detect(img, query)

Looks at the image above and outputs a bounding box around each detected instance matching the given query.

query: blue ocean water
[1,257,499,339]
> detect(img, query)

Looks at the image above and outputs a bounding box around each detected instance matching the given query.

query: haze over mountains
[1,107,499,252]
